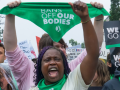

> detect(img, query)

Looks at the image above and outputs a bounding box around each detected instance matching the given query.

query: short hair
[34,46,70,85]
[95,59,110,86]
[38,34,67,53]
[0,43,5,54]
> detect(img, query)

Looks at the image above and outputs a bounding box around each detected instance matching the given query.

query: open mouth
[48,67,58,78]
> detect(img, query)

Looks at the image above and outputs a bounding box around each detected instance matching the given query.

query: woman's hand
[7,0,21,8]
[90,2,103,8]
[69,0,89,20]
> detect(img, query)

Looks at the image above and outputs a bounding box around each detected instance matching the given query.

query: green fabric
[110,74,114,79]
[0,87,1,90]
[0,2,110,42]
[38,75,67,90]
[106,43,120,49]
[10,70,19,90]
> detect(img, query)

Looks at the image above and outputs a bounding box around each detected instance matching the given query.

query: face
[0,47,6,63]
[53,42,66,56]
[0,76,8,90]
[41,49,64,85]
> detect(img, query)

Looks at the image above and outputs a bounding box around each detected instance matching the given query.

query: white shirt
[62,64,90,90]
[29,64,90,90]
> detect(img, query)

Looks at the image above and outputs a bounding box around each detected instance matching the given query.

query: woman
[0,64,18,90]
[4,0,99,90]
[30,0,99,89]
[30,44,99,90]
[88,59,110,90]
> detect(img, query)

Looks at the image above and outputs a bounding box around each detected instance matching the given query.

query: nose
[49,59,56,65]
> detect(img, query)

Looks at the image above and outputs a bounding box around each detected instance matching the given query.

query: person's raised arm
[3,0,21,51]
[91,2,104,47]
[69,0,99,85]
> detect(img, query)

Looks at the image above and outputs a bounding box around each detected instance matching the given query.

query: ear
[107,62,112,67]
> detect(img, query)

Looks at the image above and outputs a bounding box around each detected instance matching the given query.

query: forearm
[82,16,99,58]
[3,14,17,51]
[94,15,104,47]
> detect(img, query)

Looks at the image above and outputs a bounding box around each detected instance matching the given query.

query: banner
[0,2,109,42]
[110,47,120,68]
[104,21,120,49]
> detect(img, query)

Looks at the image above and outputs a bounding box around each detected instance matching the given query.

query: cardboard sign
[104,21,120,49]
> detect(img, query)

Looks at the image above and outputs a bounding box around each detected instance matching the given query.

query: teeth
[50,68,57,71]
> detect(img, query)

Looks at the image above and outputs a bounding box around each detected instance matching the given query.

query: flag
[36,36,40,51]
[29,41,37,59]
[0,2,110,42]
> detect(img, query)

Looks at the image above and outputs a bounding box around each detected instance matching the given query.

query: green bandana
[38,75,67,90]
[0,2,110,42]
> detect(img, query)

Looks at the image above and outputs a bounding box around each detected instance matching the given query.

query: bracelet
[81,19,90,24]
[95,19,103,21]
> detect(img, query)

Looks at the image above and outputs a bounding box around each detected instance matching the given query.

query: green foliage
[69,39,80,46]
[109,0,120,21]
[81,42,85,48]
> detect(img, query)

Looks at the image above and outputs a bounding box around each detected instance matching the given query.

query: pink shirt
[6,46,87,90]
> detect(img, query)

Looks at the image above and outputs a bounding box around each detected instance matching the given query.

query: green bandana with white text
[0,2,110,42]
[38,75,67,90]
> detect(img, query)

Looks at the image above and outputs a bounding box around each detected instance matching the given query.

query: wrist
[95,15,103,21]
[80,16,90,23]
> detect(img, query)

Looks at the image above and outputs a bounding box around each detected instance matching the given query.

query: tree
[109,0,120,21]
[81,42,85,48]
[69,39,80,46]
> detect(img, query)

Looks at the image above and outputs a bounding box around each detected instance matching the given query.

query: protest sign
[104,21,120,49]
[18,40,32,60]
[66,48,85,62]
[0,2,109,42]
[110,47,120,68]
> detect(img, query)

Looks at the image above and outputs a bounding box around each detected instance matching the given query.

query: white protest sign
[66,48,85,62]
[18,40,32,60]
[99,32,110,59]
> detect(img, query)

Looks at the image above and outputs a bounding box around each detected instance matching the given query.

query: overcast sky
[0,0,111,55]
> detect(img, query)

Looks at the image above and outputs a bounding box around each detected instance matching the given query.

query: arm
[3,1,21,51]
[69,1,99,85]
[91,2,104,47]
[3,1,35,89]
[69,2,104,70]
[94,15,104,47]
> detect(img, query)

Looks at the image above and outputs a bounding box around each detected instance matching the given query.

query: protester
[4,0,101,90]
[0,63,18,90]
[0,43,6,63]
[88,59,110,90]
[29,0,100,87]
[106,53,116,79]
[102,66,120,90]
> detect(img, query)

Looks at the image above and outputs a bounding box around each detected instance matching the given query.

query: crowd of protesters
[0,0,120,90]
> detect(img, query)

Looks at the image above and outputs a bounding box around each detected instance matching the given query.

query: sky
[0,0,111,55]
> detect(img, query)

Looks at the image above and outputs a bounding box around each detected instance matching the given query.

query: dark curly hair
[34,46,70,85]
